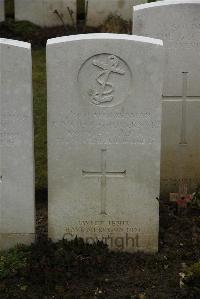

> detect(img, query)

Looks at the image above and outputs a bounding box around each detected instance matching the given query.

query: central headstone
[47,34,164,252]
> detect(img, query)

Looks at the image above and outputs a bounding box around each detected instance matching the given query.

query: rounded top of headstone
[47,33,163,47]
[0,38,31,49]
[134,0,200,11]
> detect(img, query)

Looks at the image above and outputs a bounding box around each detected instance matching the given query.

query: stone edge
[134,0,200,11]
[47,33,163,47]
[0,38,31,49]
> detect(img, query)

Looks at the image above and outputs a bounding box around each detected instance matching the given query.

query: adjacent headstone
[47,33,164,252]
[0,0,5,22]
[133,0,200,96]
[0,39,35,250]
[15,0,76,27]
[133,0,200,197]
[86,0,147,27]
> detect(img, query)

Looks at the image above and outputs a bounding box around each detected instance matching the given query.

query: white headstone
[15,0,76,27]
[133,0,200,96]
[86,0,147,27]
[47,33,164,253]
[133,0,200,197]
[161,74,200,197]
[0,0,5,22]
[0,39,35,250]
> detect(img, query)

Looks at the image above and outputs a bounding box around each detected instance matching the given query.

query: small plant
[181,260,200,296]
[189,186,200,209]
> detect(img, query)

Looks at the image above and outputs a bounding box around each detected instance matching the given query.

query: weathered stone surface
[0,0,5,22]
[160,95,200,197]
[86,0,147,27]
[133,1,200,197]
[0,39,35,250]
[133,0,200,96]
[47,33,163,252]
[15,0,76,27]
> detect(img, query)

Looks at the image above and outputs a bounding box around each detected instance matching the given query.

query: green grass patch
[12,20,40,34]
[184,260,200,289]
[0,19,40,35]
[32,49,47,191]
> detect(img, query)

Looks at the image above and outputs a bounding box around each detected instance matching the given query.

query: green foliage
[32,49,47,191]
[0,245,30,280]
[12,20,40,34]
[189,186,200,209]
[1,19,40,35]
[187,260,200,278]
[183,260,200,294]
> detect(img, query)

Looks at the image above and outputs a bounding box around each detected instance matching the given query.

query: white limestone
[133,0,200,196]
[161,94,200,197]
[86,0,147,27]
[0,39,35,250]
[0,0,5,22]
[47,33,164,252]
[133,0,200,96]
[15,0,76,27]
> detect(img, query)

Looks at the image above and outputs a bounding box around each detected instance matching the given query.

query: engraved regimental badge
[78,54,132,107]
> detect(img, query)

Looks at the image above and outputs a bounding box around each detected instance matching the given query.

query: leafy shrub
[0,245,30,280]
[189,186,200,209]
[182,260,200,296]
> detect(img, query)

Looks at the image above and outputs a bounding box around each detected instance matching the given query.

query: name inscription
[52,111,160,144]
[152,23,200,49]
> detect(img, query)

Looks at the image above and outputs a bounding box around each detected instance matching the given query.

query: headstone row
[14,0,147,28]
[15,0,77,28]
[0,33,163,253]
[1,0,200,253]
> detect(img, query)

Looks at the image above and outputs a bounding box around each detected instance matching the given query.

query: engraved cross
[82,149,126,215]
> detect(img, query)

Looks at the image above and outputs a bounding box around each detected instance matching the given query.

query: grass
[32,49,47,192]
